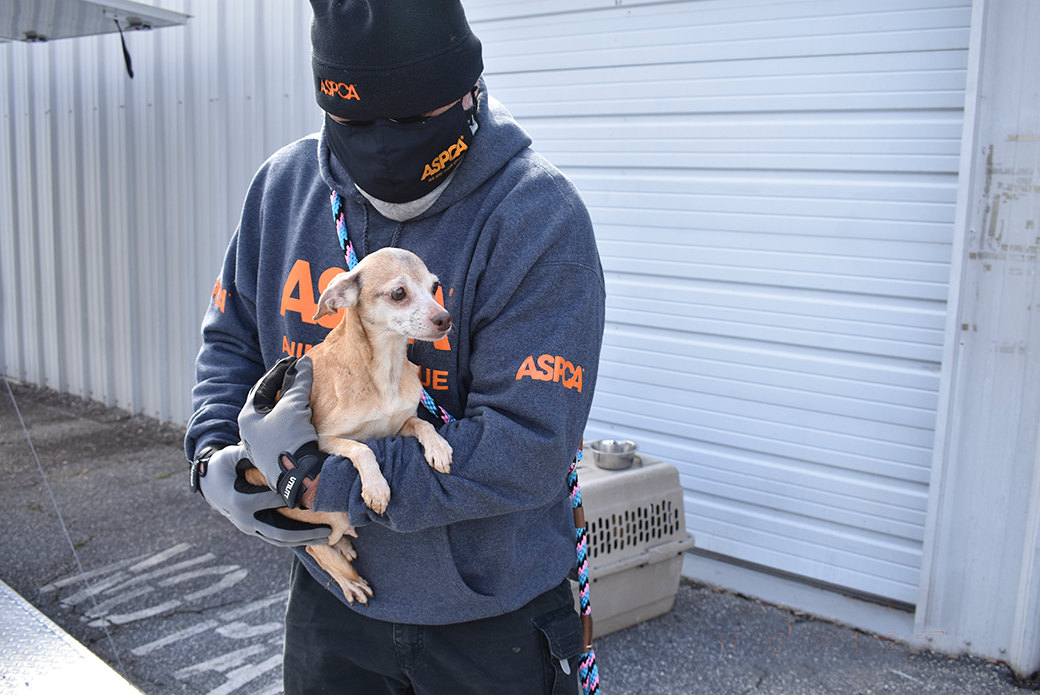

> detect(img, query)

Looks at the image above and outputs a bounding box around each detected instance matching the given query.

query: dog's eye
[390,287,406,301]
[432,281,441,295]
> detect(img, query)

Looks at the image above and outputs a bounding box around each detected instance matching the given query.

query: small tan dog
[245,248,453,604]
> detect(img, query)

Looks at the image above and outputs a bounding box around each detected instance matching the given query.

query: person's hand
[238,356,328,509]
[193,444,331,546]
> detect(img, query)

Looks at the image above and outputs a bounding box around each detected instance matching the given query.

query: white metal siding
[470,0,970,604]
[0,0,321,422]
[917,0,1040,672]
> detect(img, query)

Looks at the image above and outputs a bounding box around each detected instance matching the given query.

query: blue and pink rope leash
[569,445,601,694]
[331,190,600,693]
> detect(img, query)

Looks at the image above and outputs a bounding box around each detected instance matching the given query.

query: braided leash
[330,189,600,692]
[331,190,358,269]
[569,446,601,694]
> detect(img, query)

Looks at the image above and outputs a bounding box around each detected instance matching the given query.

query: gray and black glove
[238,355,328,509]
[191,444,330,547]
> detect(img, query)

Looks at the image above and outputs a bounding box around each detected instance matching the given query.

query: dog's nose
[432,312,452,332]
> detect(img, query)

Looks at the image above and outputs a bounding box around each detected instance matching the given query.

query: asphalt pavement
[1,377,1034,695]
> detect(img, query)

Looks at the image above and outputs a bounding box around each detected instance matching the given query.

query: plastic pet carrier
[571,446,696,636]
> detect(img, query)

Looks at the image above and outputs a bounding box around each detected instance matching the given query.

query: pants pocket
[534,601,583,695]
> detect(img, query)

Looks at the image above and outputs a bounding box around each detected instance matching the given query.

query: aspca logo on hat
[320,79,360,101]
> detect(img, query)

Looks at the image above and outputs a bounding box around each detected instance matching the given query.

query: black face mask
[325,93,477,204]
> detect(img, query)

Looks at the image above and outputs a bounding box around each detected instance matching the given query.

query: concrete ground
[2,377,1035,695]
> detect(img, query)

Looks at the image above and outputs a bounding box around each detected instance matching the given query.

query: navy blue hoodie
[186,86,606,624]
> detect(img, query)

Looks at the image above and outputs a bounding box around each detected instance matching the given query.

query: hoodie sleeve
[313,163,606,532]
[184,187,268,461]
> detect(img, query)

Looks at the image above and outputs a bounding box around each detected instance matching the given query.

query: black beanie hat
[310,0,483,122]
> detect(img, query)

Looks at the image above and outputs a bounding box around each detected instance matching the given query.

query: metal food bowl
[588,439,638,470]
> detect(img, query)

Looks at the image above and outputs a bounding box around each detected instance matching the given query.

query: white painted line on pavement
[206,653,283,695]
[174,644,268,679]
[131,619,220,656]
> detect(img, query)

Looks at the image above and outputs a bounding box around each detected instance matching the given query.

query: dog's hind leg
[307,541,373,605]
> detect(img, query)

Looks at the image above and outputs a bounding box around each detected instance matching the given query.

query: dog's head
[313,248,452,342]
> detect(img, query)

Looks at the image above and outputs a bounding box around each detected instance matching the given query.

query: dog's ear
[314,270,360,320]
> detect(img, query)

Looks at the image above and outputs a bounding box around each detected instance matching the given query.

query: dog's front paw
[423,437,453,475]
[361,477,391,515]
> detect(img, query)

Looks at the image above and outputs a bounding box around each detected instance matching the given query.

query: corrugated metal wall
[471,0,969,605]
[0,0,320,422]
[917,0,1040,673]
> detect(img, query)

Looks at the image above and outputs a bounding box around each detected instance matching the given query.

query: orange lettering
[516,354,584,392]
[537,355,556,381]
[553,355,566,383]
[420,368,449,389]
[431,369,448,390]
[281,260,318,324]
[563,364,583,393]
[421,136,468,181]
[320,80,360,101]
[211,278,227,313]
[515,356,540,381]
[283,335,314,358]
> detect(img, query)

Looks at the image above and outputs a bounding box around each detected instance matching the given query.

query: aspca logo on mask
[421,136,468,182]
[515,354,583,393]
[320,80,360,101]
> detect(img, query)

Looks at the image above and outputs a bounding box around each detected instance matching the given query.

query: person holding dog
[185,1,605,693]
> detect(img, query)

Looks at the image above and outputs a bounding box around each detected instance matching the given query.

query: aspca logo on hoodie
[277,259,453,390]
[515,354,583,393]
[421,136,468,182]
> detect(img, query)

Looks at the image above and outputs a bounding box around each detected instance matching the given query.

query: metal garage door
[469,0,970,605]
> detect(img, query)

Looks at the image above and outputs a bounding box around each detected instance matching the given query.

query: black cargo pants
[283,556,583,694]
